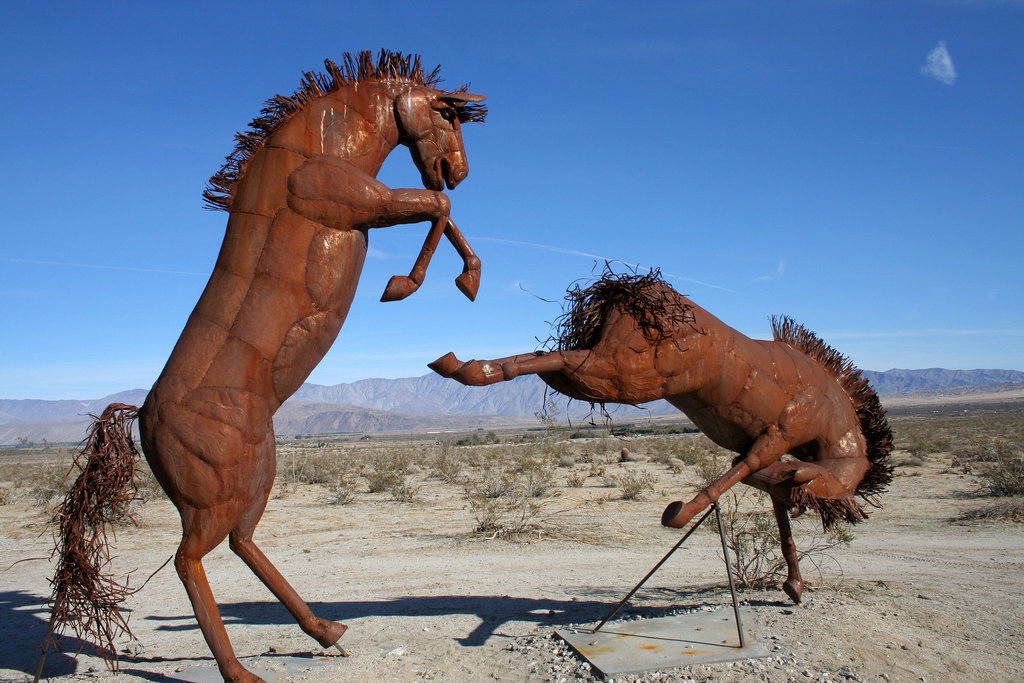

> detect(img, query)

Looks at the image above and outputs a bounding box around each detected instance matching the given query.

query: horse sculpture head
[396,88,486,191]
[203,50,486,211]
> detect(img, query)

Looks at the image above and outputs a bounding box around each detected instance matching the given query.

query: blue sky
[1,1,1022,400]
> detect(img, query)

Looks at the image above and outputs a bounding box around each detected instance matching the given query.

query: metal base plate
[172,654,336,682]
[556,609,768,678]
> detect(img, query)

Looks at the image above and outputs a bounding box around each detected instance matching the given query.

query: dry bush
[431,444,468,484]
[717,487,853,590]
[274,446,355,498]
[890,452,927,468]
[609,469,657,500]
[664,457,686,474]
[954,499,1024,523]
[324,470,358,505]
[565,470,588,488]
[690,449,852,590]
[952,434,1024,497]
[366,451,418,502]
[133,466,166,503]
[892,411,1024,461]
[463,451,557,537]
[31,464,70,506]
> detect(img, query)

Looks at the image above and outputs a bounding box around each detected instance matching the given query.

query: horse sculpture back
[49,51,485,683]
[431,269,893,604]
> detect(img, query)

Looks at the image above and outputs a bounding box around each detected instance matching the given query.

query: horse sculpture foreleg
[289,157,476,301]
[430,351,576,386]
[381,217,481,302]
[444,219,482,300]
[662,424,790,528]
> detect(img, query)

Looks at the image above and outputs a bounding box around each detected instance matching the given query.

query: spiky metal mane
[203,49,487,211]
[551,267,696,351]
[770,315,895,506]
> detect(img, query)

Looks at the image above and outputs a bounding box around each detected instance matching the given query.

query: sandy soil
[1,443,1022,683]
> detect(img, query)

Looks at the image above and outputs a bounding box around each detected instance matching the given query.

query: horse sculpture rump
[53,51,485,683]
[431,270,893,604]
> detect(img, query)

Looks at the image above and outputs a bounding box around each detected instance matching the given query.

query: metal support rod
[713,502,746,649]
[592,506,717,633]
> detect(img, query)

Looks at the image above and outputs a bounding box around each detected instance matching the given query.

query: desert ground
[1,392,1022,682]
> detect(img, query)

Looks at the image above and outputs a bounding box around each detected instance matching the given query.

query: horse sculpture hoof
[783,577,804,604]
[428,352,461,377]
[455,269,480,301]
[661,501,687,528]
[314,619,348,648]
[381,275,418,302]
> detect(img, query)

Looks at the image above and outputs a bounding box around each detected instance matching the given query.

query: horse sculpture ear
[439,92,486,103]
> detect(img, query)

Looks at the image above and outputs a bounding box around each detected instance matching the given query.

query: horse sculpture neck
[265,85,401,175]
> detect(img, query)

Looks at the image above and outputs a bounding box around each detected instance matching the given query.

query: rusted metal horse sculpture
[431,270,893,604]
[56,51,485,682]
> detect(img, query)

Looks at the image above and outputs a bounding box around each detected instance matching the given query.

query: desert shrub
[557,453,578,468]
[954,499,1024,523]
[511,453,556,498]
[680,436,730,467]
[566,470,588,488]
[685,447,852,590]
[135,466,166,502]
[30,464,70,506]
[431,441,467,484]
[453,432,499,447]
[953,436,1024,496]
[717,487,853,590]
[466,494,507,533]
[462,453,557,536]
[324,470,358,505]
[610,469,657,500]
[0,483,13,505]
[366,451,418,502]
[694,450,728,489]
[664,457,686,474]
[274,446,352,497]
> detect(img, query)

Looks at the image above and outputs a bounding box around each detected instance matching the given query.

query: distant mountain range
[2,368,1022,445]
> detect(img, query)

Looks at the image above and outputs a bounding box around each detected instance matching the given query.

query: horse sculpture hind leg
[226,492,347,651]
[771,497,804,603]
[145,404,346,683]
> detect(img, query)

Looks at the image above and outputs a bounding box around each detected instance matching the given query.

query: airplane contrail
[1,256,207,276]
[472,237,739,293]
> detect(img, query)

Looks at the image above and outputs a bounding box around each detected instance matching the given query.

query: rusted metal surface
[432,268,894,606]
[43,51,485,683]
[557,609,768,678]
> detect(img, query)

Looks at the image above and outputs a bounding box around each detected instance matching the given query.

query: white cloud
[921,41,957,85]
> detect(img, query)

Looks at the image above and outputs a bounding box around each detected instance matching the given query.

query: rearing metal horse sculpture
[58,51,485,683]
[431,269,893,604]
